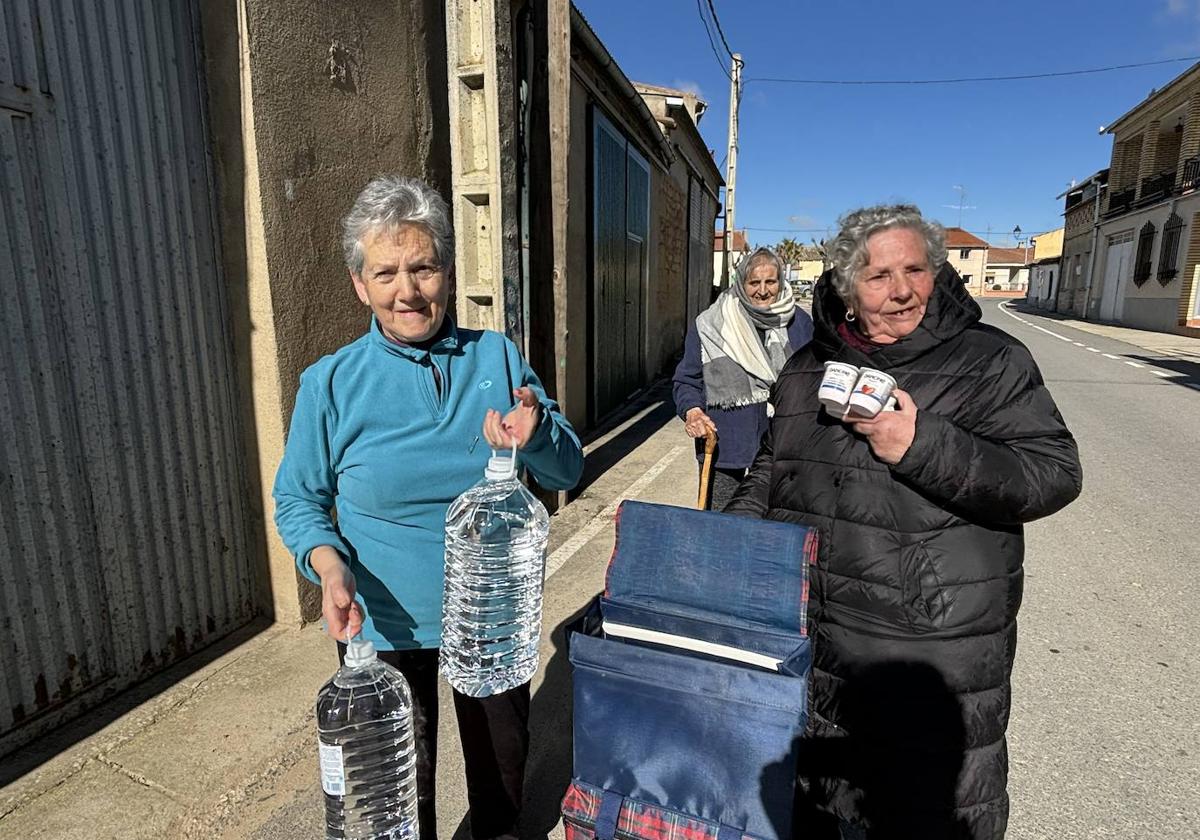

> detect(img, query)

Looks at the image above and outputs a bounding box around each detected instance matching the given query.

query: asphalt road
[980,300,1199,839]
[224,301,1199,839]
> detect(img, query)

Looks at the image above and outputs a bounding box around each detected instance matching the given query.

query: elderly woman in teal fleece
[273,175,583,840]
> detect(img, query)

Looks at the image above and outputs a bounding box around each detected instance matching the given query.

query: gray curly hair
[828,204,947,306]
[341,175,455,276]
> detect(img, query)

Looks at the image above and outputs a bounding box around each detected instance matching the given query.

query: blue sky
[574,0,1200,248]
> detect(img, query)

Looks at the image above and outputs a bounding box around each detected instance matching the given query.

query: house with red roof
[943,227,989,295]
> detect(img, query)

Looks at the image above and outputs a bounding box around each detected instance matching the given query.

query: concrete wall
[714,247,749,287]
[200,0,451,624]
[791,259,824,282]
[1028,262,1060,307]
[1033,227,1065,261]
[1122,297,1182,330]
[1095,195,1199,331]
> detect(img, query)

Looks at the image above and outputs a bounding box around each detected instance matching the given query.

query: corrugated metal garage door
[0,0,253,754]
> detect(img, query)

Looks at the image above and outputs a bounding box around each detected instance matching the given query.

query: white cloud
[1165,0,1189,15]
[786,214,821,229]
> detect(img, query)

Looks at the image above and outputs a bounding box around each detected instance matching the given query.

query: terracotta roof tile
[714,230,749,252]
[986,247,1031,265]
[943,227,989,248]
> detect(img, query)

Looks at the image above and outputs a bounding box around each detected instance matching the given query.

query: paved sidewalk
[0,383,699,840]
[1009,300,1200,361]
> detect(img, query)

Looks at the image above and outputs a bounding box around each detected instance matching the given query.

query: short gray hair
[736,246,786,287]
[341,175,455,275]
[828,204,947,305]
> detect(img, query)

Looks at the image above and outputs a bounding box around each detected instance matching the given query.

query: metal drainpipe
[1081,184,1104,318]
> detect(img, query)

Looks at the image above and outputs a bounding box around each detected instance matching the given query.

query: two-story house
[1056,169,1108,315]
[1089,63,1200,333]
[943,227,989,295]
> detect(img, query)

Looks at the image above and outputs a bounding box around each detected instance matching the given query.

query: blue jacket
[273,318,583,649]
[672,312,813,470]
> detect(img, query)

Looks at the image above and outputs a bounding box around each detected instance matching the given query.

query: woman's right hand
[310,545,364,641]
[684,407,717,439]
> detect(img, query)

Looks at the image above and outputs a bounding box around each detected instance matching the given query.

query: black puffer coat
[727,266,1082,838]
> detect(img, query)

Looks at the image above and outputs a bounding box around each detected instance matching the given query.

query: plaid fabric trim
[603,502,627,599]
[798,528,818,637]
[561,780,755,840]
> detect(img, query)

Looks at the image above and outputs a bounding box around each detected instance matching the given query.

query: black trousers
[337,645,530,840]
[700,465,747,511]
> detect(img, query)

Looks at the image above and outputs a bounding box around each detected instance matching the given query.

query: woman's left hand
[842,388,918,465]
[483,387,542,449]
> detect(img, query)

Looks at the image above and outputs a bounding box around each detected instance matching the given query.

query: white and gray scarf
[696,275,796,410]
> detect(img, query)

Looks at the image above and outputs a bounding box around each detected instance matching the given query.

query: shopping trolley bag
[563,500,817,840]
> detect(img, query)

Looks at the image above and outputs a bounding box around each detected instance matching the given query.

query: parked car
[790,280,815,299]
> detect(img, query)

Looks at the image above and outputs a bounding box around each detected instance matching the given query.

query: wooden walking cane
[696,430,718,510]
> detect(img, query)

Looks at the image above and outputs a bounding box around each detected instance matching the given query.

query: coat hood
[810,263,983,369]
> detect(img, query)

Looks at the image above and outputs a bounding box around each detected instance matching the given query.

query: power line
[706,0,735,62]
[743,225,1053,238]
[695,0,731,81]
[744,55,1200,86]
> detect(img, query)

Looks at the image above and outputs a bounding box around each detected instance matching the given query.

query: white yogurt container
[846,368,897,418]
[819,362,860,414]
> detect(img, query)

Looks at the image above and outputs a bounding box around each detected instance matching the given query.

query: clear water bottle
[316,636,419,840]
[440,449,550,697]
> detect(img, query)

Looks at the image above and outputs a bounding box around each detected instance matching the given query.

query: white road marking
[545,444,689,580]
[995,303,1185,386]
[995,302,1073,340]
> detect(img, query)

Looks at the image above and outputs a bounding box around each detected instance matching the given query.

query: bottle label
[319,741,345,796]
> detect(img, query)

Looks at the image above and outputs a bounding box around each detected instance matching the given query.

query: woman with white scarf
[673,246,814,509]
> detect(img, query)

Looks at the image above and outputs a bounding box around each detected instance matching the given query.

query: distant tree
[775,237,804,266]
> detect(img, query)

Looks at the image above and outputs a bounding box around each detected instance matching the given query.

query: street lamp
[1013,226,1029,294]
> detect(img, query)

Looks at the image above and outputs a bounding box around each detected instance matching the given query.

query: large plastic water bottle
[316,636,419,840]
[440,449,550,697]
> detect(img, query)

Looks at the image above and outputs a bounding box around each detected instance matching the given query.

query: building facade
[985,248,1032,295]
[0,0,453,755]
[0,0,722,754]
[713,229,750,289]
[943,228,989,294]
[1087,63,1200,333]
[1056,170,1108,315]
[1026,228,1064,307]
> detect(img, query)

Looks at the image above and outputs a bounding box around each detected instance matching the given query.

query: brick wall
[1178,211,1200,323]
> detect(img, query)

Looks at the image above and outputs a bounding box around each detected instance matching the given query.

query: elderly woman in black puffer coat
[727,205,1082,840]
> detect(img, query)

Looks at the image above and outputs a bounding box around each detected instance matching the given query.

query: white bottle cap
[343,638,377,669]
[485,443,519,481]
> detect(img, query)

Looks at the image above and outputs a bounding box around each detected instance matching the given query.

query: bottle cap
[485,442,519,481]
[343,637,377,669]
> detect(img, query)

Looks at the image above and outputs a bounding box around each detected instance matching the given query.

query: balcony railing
[1181,156,1200,193]
[1106,186,1136,216]
[1137,170,1176,205]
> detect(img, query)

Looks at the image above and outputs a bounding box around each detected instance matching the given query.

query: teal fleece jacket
[273,318,583,649]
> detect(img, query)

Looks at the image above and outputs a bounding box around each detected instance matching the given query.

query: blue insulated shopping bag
[564,501,817,840]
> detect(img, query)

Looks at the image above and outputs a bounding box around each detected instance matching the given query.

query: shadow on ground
[573,381,679,497]
[0,617,274,788]
[520,604,591,839]
[1127,354,1200,390]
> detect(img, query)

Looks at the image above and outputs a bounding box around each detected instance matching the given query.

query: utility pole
[720,53,743,290]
